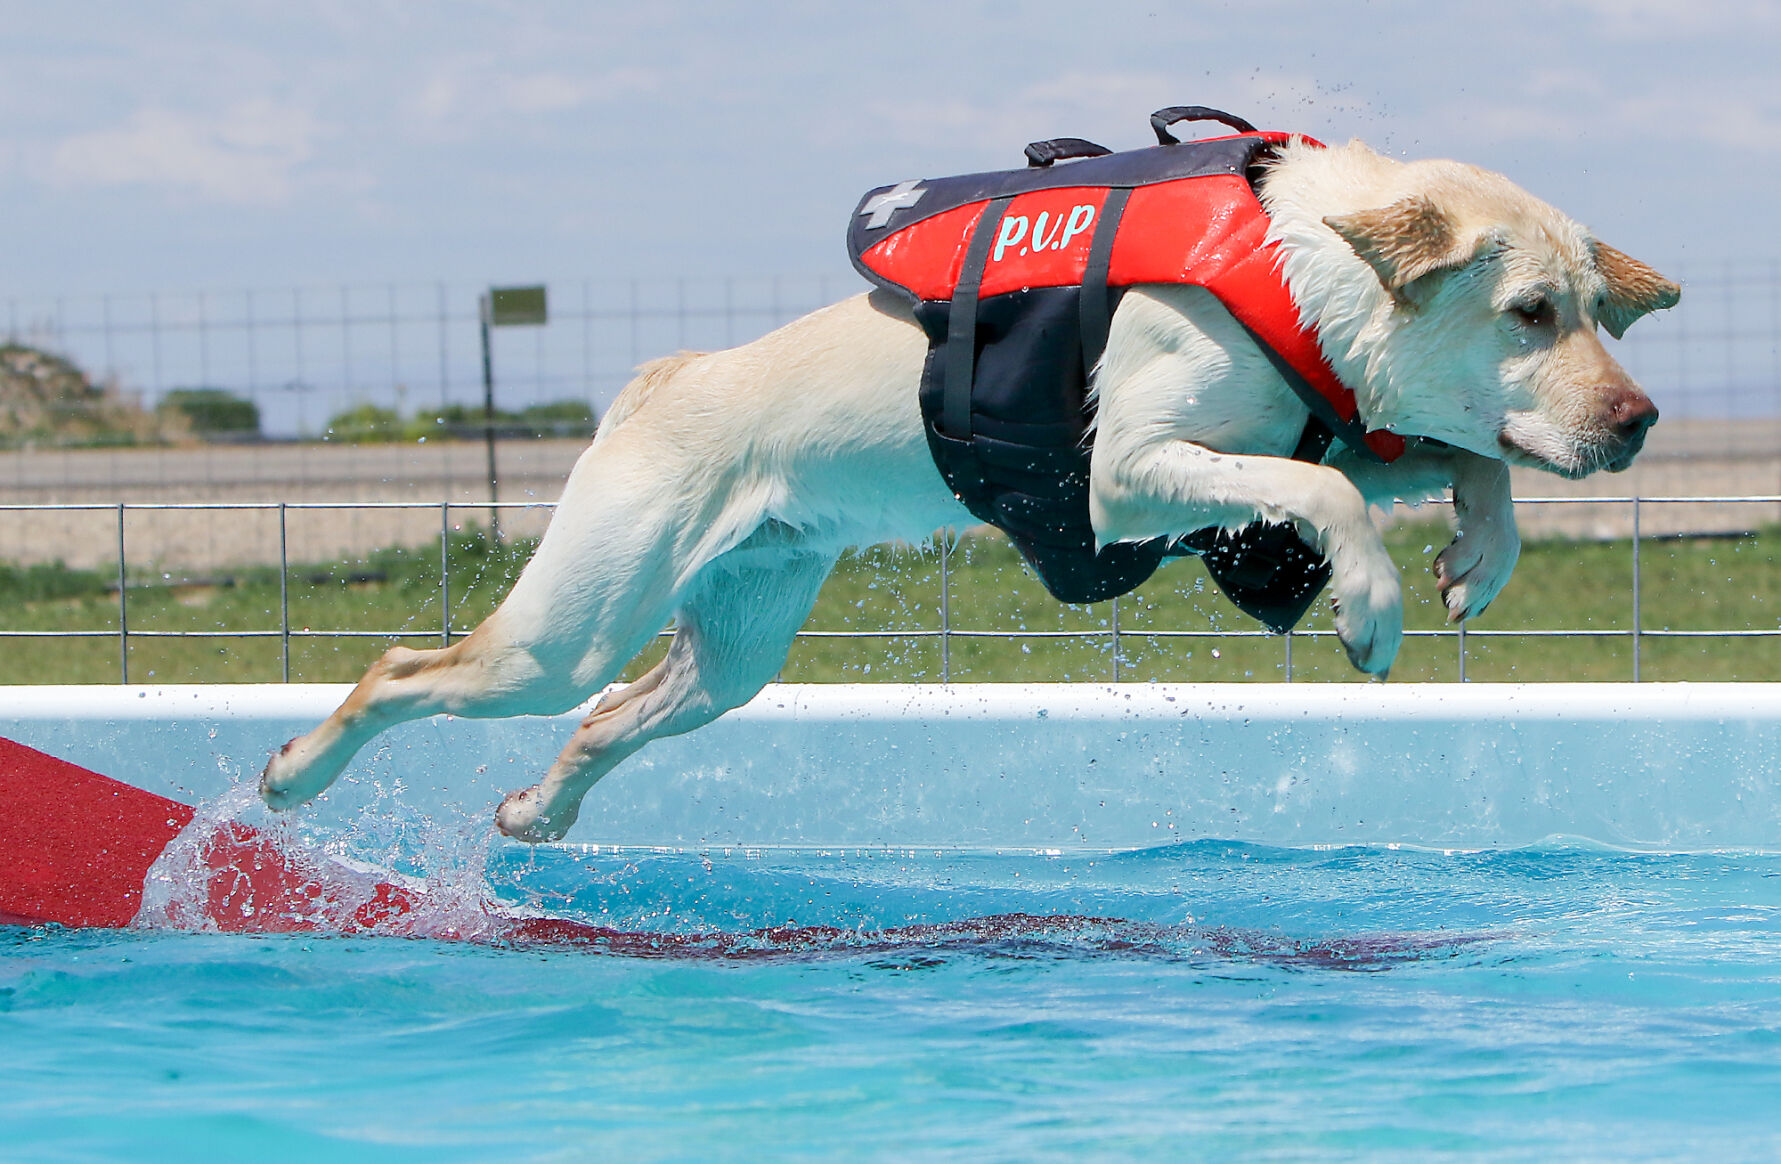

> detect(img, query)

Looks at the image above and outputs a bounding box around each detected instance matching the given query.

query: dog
[260,135,1678,842]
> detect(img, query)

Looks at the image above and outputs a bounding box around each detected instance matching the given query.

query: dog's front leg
[1332,441,1521,623]
[1091,439,1402,674]
[1434,450,1520,622]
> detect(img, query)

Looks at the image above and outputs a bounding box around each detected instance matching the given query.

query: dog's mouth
[1496,428,1582,478]
[1497,415,1652,479]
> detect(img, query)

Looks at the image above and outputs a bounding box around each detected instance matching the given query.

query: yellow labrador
[262,138,1678,841]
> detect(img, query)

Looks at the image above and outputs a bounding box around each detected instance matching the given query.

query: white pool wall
[4,683,1779,851]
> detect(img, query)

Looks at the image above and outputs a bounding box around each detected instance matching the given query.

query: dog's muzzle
[1603,390,1659,473]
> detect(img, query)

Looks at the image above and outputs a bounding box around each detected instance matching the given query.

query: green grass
[2,520,1777,685]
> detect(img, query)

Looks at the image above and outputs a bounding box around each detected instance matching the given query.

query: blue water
[5,839,1781,1161]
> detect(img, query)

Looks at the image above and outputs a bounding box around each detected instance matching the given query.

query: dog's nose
[1608,389,1659,438]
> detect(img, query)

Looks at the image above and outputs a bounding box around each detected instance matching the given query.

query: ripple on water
[5,807,1781,1160]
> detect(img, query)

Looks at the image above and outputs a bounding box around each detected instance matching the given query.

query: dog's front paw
[1328,544,1403,676]
[1434,524,1520,623]
[495,786,579,844]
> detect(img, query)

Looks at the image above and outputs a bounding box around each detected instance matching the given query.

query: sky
[2,0,1776,300]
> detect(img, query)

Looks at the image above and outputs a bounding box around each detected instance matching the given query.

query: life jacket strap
[942,195,1015,442]
[1291,415,1336,465]
[1079,186,1132,381]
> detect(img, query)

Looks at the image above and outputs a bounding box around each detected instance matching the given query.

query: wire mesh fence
[3,263,1779,685]
[1,496,1776,687]
[3,276,844,448]
[1,260,1777,456]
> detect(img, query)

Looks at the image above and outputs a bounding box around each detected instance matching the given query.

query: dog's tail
[597,351,706,439]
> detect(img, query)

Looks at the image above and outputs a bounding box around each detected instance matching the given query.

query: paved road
[0,437,583,571]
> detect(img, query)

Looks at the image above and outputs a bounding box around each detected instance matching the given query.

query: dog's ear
[1323,196,1471,308]
[1593,242,1681,339]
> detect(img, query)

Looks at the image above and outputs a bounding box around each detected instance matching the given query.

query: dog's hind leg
[494,531,837,842]
[257,628,608,812]
[260,455,695,811]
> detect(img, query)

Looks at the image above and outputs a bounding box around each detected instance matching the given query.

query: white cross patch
[860,179,925,229]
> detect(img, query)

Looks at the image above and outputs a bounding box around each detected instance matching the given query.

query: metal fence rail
[2,496,1775,685]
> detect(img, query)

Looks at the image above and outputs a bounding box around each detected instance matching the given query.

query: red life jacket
[848,112,1403,623]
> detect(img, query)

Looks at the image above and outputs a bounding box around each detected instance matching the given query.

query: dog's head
[1298,146,1679,476]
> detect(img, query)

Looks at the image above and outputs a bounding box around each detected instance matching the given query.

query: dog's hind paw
[495,787,578,844]
[259,739,332,812]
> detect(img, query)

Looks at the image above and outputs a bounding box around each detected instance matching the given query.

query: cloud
[1419,72,1781,156]
[46,99,321,205]
[504,73,598,115]
[1563,0,1781,36]
[855,69,1378,160]
[406,64,659,133]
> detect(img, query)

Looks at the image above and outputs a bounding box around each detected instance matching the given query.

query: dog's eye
[1510,299,1555,328]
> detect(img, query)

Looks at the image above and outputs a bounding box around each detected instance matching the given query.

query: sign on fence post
[479,285,548,543]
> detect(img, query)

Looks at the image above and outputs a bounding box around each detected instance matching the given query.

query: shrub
[323,403,402,443]
[157,388,260,437]
[401,399,597,441]
[0,343,189,448]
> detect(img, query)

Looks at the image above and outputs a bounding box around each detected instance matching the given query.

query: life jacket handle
[1024,137,1113,168]
[1150,106,1258,144]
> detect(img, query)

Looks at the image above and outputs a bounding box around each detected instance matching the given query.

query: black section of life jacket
[1171,524,1333,634]
[879,133,1337,626]
[914,282,1334,628]
[915,288,1167,605]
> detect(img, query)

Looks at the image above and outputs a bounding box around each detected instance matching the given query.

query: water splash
[127,785,1498,970]
[134,778,504,941]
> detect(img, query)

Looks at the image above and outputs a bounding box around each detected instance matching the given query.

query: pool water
[4,837,1780,1160]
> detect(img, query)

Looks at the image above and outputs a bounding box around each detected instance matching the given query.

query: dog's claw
[1434,522,1517,629]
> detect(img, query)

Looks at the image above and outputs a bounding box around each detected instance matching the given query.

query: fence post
[436,282,450,413]
[629,279,639,370]
[387,284,399,404]
[1110,595,1121,681]
[102,294,115,382]
[536,310,546,408]
[940,530,951,684]
[479,293,502,543]
[1284,628,1293,682]
[341,285,353,400]
[441,502,452,646]
[116,504,128,685]
[1632,496,1642,682]
[1458,620,1467,682]
[582,279,593,403]
[292,287,306,434]
[149,293,162,399]
[246,288,258,403]
[279,502,290,683]
[198,290,210,387]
